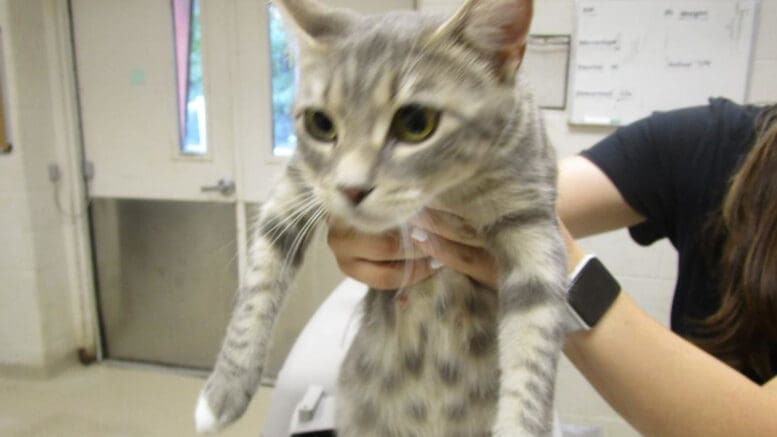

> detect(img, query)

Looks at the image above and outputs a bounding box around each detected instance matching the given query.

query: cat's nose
[338,185,375,206]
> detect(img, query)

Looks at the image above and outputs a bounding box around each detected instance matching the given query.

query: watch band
[566,255,621,330]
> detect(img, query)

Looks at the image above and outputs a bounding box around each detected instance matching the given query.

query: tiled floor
[0,360,639,437]
[0,363,272,437]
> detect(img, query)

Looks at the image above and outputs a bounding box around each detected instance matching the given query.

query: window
[268,4,296,157]
[172,0,206,155]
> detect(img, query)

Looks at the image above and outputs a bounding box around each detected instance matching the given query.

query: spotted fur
[196,1,566,436]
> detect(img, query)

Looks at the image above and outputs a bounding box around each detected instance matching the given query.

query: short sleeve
[580,105,713,246]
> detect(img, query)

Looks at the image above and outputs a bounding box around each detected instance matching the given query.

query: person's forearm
[563,292,777,436]
[559,221,777,436]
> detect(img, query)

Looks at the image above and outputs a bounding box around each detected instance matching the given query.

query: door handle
[201,178,235,196]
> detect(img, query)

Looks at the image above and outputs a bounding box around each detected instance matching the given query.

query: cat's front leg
[489,215,567,437]
[195,168,322,433]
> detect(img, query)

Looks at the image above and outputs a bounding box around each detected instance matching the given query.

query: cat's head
[276,0,533,232]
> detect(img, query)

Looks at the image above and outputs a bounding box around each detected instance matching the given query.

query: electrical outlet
[48,163,61,183]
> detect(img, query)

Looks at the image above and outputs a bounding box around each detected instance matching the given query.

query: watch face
[568,257,620,327]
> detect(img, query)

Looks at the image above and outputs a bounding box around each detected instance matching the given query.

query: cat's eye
[390,104,441,144]
[304,109,337,142]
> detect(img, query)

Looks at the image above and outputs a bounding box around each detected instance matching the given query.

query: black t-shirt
[581,98,774,383]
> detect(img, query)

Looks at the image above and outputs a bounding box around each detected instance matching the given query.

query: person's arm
[564,292,777,436]
[557,155,645,237]
[561,225,777,436]
[765,376,777,393]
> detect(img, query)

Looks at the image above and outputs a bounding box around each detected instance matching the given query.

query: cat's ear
[432,0,533,80]
[274,0,359,49]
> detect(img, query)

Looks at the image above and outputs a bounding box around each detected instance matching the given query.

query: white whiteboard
[569,0,759,125]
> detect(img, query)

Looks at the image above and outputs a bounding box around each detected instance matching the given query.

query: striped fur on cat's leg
[195,164,322,433]
[489,215,567,436]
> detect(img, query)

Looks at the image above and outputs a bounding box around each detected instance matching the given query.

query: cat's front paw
[194,371,254,434]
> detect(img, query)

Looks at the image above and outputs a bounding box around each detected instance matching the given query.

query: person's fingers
[410,227,499,290]
[327,220,426,262]
[334,256,435,290]
[408,208,486,247]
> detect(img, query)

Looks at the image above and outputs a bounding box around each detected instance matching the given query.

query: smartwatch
[565,255,621,330]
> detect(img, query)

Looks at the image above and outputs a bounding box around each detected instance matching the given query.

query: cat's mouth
[329,200,422,234]
[339,208,418,233]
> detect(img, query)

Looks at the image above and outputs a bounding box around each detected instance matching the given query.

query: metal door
[72,0,239,368]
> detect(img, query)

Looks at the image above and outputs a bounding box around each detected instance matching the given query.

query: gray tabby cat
[195,0,567,435]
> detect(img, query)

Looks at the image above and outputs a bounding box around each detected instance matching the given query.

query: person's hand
[327,209,499,290]
[327,217,435,290]
[407,209,499,289]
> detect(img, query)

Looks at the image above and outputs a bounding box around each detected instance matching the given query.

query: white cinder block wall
[0,124,45,369]
[0,0,85,376]
[422,0,777,435]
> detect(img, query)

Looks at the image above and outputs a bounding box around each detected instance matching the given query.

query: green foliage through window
[269,4,296,156]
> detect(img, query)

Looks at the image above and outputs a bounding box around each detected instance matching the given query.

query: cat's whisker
[288,208,327,275]
[264,197,321,250]
[278,206,326,280]
[214,238,241,275]
[262,212,318,267]
[396,223,415,294]
[260,192,317,237]
[257,197,314,243]
[212,237,237,255]
[427,229,456,296]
